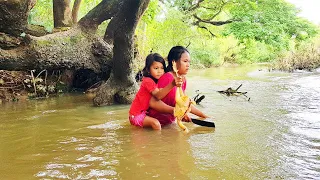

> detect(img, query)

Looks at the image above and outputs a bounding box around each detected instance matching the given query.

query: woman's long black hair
[166,46,189,72]
[142,53,167,83]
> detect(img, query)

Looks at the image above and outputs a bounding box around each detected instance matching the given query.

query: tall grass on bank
[274,35,320,72]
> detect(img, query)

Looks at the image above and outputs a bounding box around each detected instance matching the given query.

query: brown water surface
[0,65,319,179]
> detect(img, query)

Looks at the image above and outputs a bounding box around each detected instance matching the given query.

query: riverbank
[1,52,319,104]
[0,70,71,103]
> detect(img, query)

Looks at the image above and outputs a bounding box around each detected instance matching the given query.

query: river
[0,65,319,179]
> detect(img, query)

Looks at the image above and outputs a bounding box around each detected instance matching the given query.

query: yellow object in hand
[172,61,195,133]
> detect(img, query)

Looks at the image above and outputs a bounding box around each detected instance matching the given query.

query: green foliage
[141,0,159,24]
[28,0,53,31]
[190,35,244,67]
[238,38,276,63]
[28,0,320,70]
[226,0,317,50]
[78,0,101,18]
[212,35,244,64]
[136,6,195,58]
[189,39,220,67]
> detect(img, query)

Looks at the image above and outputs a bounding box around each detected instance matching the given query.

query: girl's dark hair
[166,46,189,72]
[142,53,167,82]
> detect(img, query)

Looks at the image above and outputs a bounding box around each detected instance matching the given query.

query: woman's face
[176,52,190,75]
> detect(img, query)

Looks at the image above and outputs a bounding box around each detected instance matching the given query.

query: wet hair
[142,53,167,82]
[166,46,189,72]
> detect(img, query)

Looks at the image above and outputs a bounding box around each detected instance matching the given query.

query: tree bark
[53,0,72,28]
[0,28,112,72]
[93,0,150,106]
[71,0,82,24]
[0,0,36,36]
[78,0,120,32]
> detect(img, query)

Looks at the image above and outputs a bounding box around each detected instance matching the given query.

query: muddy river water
[0,65,319,179]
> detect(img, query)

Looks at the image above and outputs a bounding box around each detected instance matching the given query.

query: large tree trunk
[0,0,36,36]
[93,0,150,106]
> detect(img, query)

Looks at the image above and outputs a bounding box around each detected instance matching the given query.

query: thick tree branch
[78,0,121,32]
[189,0,205,11]
[0,29,112,73]
[194,14,236,26]
[199,26,216,37]
[204,0,228,20]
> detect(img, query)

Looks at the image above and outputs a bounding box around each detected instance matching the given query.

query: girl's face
[149,61,165,79]
[176,52,190,75]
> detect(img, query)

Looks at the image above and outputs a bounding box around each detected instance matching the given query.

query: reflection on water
[0,65,319,179]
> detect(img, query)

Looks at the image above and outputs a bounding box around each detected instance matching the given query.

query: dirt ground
[0,70,29,103]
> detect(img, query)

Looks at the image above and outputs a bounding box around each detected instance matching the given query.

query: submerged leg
[143,116,161,130]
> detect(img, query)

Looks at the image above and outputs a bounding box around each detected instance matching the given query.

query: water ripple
[87,121,122,130]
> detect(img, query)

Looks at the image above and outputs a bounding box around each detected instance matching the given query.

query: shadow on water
[0,64,319,179]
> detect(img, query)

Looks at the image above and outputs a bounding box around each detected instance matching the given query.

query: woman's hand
[182,114,191,122]
[173,75,183,87]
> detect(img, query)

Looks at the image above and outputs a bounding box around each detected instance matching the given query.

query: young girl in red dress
[148,46,208,126]
[129,53,182,130]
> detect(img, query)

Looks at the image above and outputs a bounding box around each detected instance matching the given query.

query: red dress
[129,77,157,116]
[148,72,187,125]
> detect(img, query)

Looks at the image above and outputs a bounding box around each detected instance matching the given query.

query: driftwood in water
[217,84,250,101]
[192,90,205,104]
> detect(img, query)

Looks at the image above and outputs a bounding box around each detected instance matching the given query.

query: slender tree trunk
[71,0,82,24]
[53,0,72,28]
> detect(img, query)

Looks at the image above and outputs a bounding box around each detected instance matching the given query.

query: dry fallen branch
[217,84,250,101]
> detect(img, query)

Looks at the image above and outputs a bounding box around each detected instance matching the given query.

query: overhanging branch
[78,0,121,31]
[199,26,216,37]
[204,0,228,20]
[194,14,237,26]
[189,0,205,11]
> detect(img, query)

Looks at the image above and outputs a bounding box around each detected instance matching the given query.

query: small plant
[23,69,61,99]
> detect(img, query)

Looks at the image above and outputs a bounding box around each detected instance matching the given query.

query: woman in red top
[148,46,208,125]
[129,53,182,130]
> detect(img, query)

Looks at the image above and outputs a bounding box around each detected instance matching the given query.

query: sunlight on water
[0,65,319,179]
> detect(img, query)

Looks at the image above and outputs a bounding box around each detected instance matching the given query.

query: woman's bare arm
[190,105,208,118]
[149,96,174,114]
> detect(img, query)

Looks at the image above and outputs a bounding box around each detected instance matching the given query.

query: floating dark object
[193,90,205,104]
[217,84,250,101]
[191,118,215,127]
